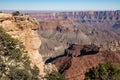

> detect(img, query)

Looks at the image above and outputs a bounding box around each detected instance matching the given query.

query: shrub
[45,70,67,80]
[12,11,21,16]
[85,61,120,80]
[0,27,39,80]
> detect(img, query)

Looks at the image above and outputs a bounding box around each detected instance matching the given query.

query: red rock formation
[52,44,120,80]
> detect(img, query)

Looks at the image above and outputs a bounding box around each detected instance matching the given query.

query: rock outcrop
[64,44,100,57]
[51,44,120,80]
[0,13,44,75]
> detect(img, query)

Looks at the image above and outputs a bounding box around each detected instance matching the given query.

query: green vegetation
[0,27,39,80]
[12,11,21,16]
[45,70,67,80]
[85,61,120,80]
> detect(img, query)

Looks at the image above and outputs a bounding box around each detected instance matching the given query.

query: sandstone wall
[0,13,44,75]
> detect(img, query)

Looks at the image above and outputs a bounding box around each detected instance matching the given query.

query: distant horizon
[1,10,120,12]
[1,0,120,11]
[1,9,120,12]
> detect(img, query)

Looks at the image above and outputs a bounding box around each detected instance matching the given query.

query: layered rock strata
[27,10,120,21]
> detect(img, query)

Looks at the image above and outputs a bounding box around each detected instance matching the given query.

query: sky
[0,0,120,11]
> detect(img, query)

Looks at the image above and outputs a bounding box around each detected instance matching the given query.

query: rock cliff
[27,11,120,35]
[27,10,120,21]
[0,13,44,75]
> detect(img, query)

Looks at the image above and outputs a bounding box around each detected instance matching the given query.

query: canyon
[1,10,120,80]
[26,10,120,80]
[37,20,120,61]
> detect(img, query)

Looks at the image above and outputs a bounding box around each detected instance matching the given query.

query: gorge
[1,10,120,80]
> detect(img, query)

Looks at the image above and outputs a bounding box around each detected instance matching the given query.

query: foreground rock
[0,13,44,75]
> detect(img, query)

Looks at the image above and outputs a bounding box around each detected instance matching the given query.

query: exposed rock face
[27,10,120,21]
[0,13,44,75]
[51,44,120,80]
